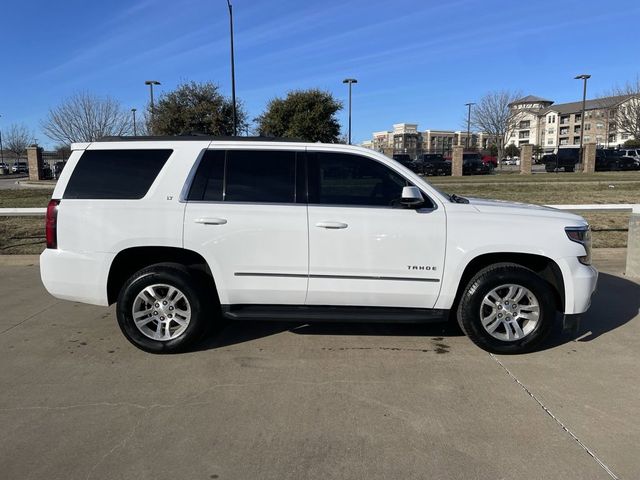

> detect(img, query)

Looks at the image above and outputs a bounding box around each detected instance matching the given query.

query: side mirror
[400,186,424,208]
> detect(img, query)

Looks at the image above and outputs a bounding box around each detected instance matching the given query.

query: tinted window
[64,149,172,199]
[225,150,296,203]
[308,152,410,207]
[187,150,224,201]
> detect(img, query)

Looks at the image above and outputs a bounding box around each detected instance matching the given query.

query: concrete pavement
[0,253,637,479]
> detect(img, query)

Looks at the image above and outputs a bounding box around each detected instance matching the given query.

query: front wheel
[116,265,211,353]
[457,263,556,354]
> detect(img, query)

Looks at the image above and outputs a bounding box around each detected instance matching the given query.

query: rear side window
[64,149,172,199]
[187,150,298,203]
[226,150,296,203]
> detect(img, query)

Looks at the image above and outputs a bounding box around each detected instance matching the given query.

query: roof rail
[98,135,307,142]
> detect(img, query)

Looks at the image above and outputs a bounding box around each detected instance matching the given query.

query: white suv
[40,137,598,354]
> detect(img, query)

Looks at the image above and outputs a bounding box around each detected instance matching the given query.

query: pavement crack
[0,301,61,336]
[84,406,150,480]
[490,353,619,480]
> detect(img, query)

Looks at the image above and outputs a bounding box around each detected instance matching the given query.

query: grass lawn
[0,173,637,253]
[0,188,54,208]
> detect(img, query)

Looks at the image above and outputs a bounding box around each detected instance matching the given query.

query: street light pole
[131,108,137,136]
[226,0,237,136]
[342,78,358,144]
[145,80,161,131]
[465,102,475,149]
[575,74,591,165]
[0,115,4,165]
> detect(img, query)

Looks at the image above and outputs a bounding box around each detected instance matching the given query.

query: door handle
[194,217,227,225]
[315,221,348,229]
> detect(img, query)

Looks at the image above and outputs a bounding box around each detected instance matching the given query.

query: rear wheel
[457,263,555,354]
[116,265,211,353]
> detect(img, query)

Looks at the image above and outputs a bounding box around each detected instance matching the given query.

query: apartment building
[363,123,494,158]
[506,96,554,148]
[508,94,636,152]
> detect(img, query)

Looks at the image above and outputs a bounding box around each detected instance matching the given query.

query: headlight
[565,226,592,265]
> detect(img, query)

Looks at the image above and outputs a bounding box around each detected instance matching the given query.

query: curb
[16,181,56,189]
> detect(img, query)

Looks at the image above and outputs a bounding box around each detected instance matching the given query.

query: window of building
[584,135,591,142]
[519,120,531,129]
[307,152,416,208]
[64,149,173,200]
[547,139,554,145]
[573,137,581,145]
[584,123,591,131]
[596,123,604,129]
[560,138,568,145]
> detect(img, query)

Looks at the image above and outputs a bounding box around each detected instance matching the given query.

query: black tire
[116,265,212,353]
[565,165,575,173]
[456,263,555,354]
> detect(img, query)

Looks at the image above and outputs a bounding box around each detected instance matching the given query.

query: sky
[1,0,640,148]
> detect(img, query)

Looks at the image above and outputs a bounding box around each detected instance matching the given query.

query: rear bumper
[40,249,113,306]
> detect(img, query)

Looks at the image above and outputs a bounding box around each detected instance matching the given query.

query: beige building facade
[508,94,637,152]
[363,123,497,158]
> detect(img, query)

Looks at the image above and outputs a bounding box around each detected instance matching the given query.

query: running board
[221,305,449,323]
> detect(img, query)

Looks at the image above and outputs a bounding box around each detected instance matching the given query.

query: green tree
[149,81,247,136]
[504,143,520,158]
[487,144,498,156]
[255,89,343,142]
[623,138,640,148]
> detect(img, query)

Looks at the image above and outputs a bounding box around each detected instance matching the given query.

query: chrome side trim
[235,272,439,282]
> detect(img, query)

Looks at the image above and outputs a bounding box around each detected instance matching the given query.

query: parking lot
[0,251,638,480]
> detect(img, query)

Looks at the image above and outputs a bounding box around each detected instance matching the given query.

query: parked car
[418,154,451,176]
[463,157,492,175]
[481,155,497,168]
[53,161,66,179]
[618,149,640,160]
[616,156,640,171]
[11,161,28,174]
[594,149,632,172]
[40,137,597,355]
[392,153,416,171]
[501,157,520,166]
[0,162,9,175]
[544,148,579,172]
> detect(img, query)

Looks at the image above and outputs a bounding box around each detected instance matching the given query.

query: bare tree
[471,90,523,161]
[609,78,640,141]
[42,92,132,144]
[4,123,34,159]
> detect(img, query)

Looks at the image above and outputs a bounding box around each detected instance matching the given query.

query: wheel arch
[451,252,565,314]
[107,246,218,305]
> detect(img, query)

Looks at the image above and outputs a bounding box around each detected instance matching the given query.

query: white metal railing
[0,207,47,216]
[545,204,640,214]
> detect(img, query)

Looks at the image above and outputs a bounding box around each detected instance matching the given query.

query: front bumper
[556,256,598,315]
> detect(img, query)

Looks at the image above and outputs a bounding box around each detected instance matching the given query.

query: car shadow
[192,272,638,353]
[541,272,639,350]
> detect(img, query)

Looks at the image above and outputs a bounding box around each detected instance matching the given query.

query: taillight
[46,200,60,249]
